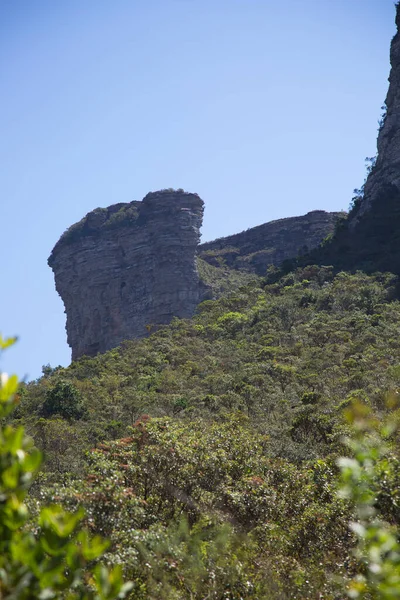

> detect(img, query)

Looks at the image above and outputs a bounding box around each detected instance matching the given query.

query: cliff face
[308,3,400,275]
[49,190,204,360]
[198,210,342,276]
[50,195,340,361]
[355,3,400,219]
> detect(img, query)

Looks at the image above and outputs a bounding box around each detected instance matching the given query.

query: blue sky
[1,0,396,380]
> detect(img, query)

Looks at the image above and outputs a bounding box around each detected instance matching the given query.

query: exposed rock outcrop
[354,3,400,219]
[306,3,400,275]
[49,190,204,360]
[49,192,342,361]
[198,210,343,276]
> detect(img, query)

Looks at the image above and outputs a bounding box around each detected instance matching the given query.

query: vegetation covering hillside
[7,266,400,598]
[197,257,257,298]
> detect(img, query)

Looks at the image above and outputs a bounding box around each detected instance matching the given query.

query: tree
[42,379,85,420]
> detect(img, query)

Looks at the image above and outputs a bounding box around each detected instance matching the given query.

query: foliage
[338,402,400,599]
[53,203,140,250]
[12,266,400,597]
[196,257,256,298]
[0,336,132,599]
[348,157,377,215]
[43,415,350,598]
[19,268,400,465]
[41,380,85,420]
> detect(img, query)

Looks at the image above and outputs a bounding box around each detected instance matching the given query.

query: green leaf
[0,335,17,350]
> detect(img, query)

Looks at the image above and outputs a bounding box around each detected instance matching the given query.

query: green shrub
[338,402,400,598]
[41,380,85,420]
[0,335,132,599]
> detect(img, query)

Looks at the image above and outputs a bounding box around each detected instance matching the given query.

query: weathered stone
[49,190,341,361]
[355,3,400,219]
[49,190,204,360]
[307,4,400,275]
[198,210,342,275]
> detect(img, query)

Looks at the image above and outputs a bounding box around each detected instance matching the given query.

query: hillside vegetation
[9,266,400,598]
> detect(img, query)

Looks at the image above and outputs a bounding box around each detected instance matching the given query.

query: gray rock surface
[49,192,342,361]
[355,3,400,219]
[49,190,204,360]
[198,210,343,275]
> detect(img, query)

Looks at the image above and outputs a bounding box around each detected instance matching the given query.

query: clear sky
[1,0,397,380]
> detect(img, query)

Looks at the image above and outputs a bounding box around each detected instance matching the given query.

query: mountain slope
[19,266,400,598]
[198,210,342,276]
[21,267,400,466]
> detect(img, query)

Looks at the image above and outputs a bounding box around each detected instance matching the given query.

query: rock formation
[50,192,341,360]
[198,210,342,276]
[354,3,400,219]
[49,190,204,360]
[308,3,400,275]
[49,4,400,361]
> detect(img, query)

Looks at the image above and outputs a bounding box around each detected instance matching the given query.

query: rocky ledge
[198,210,343,275]
[355,3,400,220]
[49,190,204,360]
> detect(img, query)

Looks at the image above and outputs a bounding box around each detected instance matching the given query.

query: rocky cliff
[198,210,342,276]
[48,3,400,361]
[50,195,342,360]
[307,3,400,275]
[355,2,400,220]
[49,190,204,360]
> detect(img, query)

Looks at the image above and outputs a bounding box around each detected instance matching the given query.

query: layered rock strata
[199,210,342,275]
[50,191,342,361]
[49,190,204,360]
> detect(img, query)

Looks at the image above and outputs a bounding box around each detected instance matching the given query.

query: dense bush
[41,380,85,420]
[10,267,400,597]
[0,336,132,599]
[18,268,400,468]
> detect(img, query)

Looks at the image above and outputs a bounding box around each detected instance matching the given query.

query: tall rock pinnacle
[307,3,400,275]
[49,190,204,360]
[355,2,400,218]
